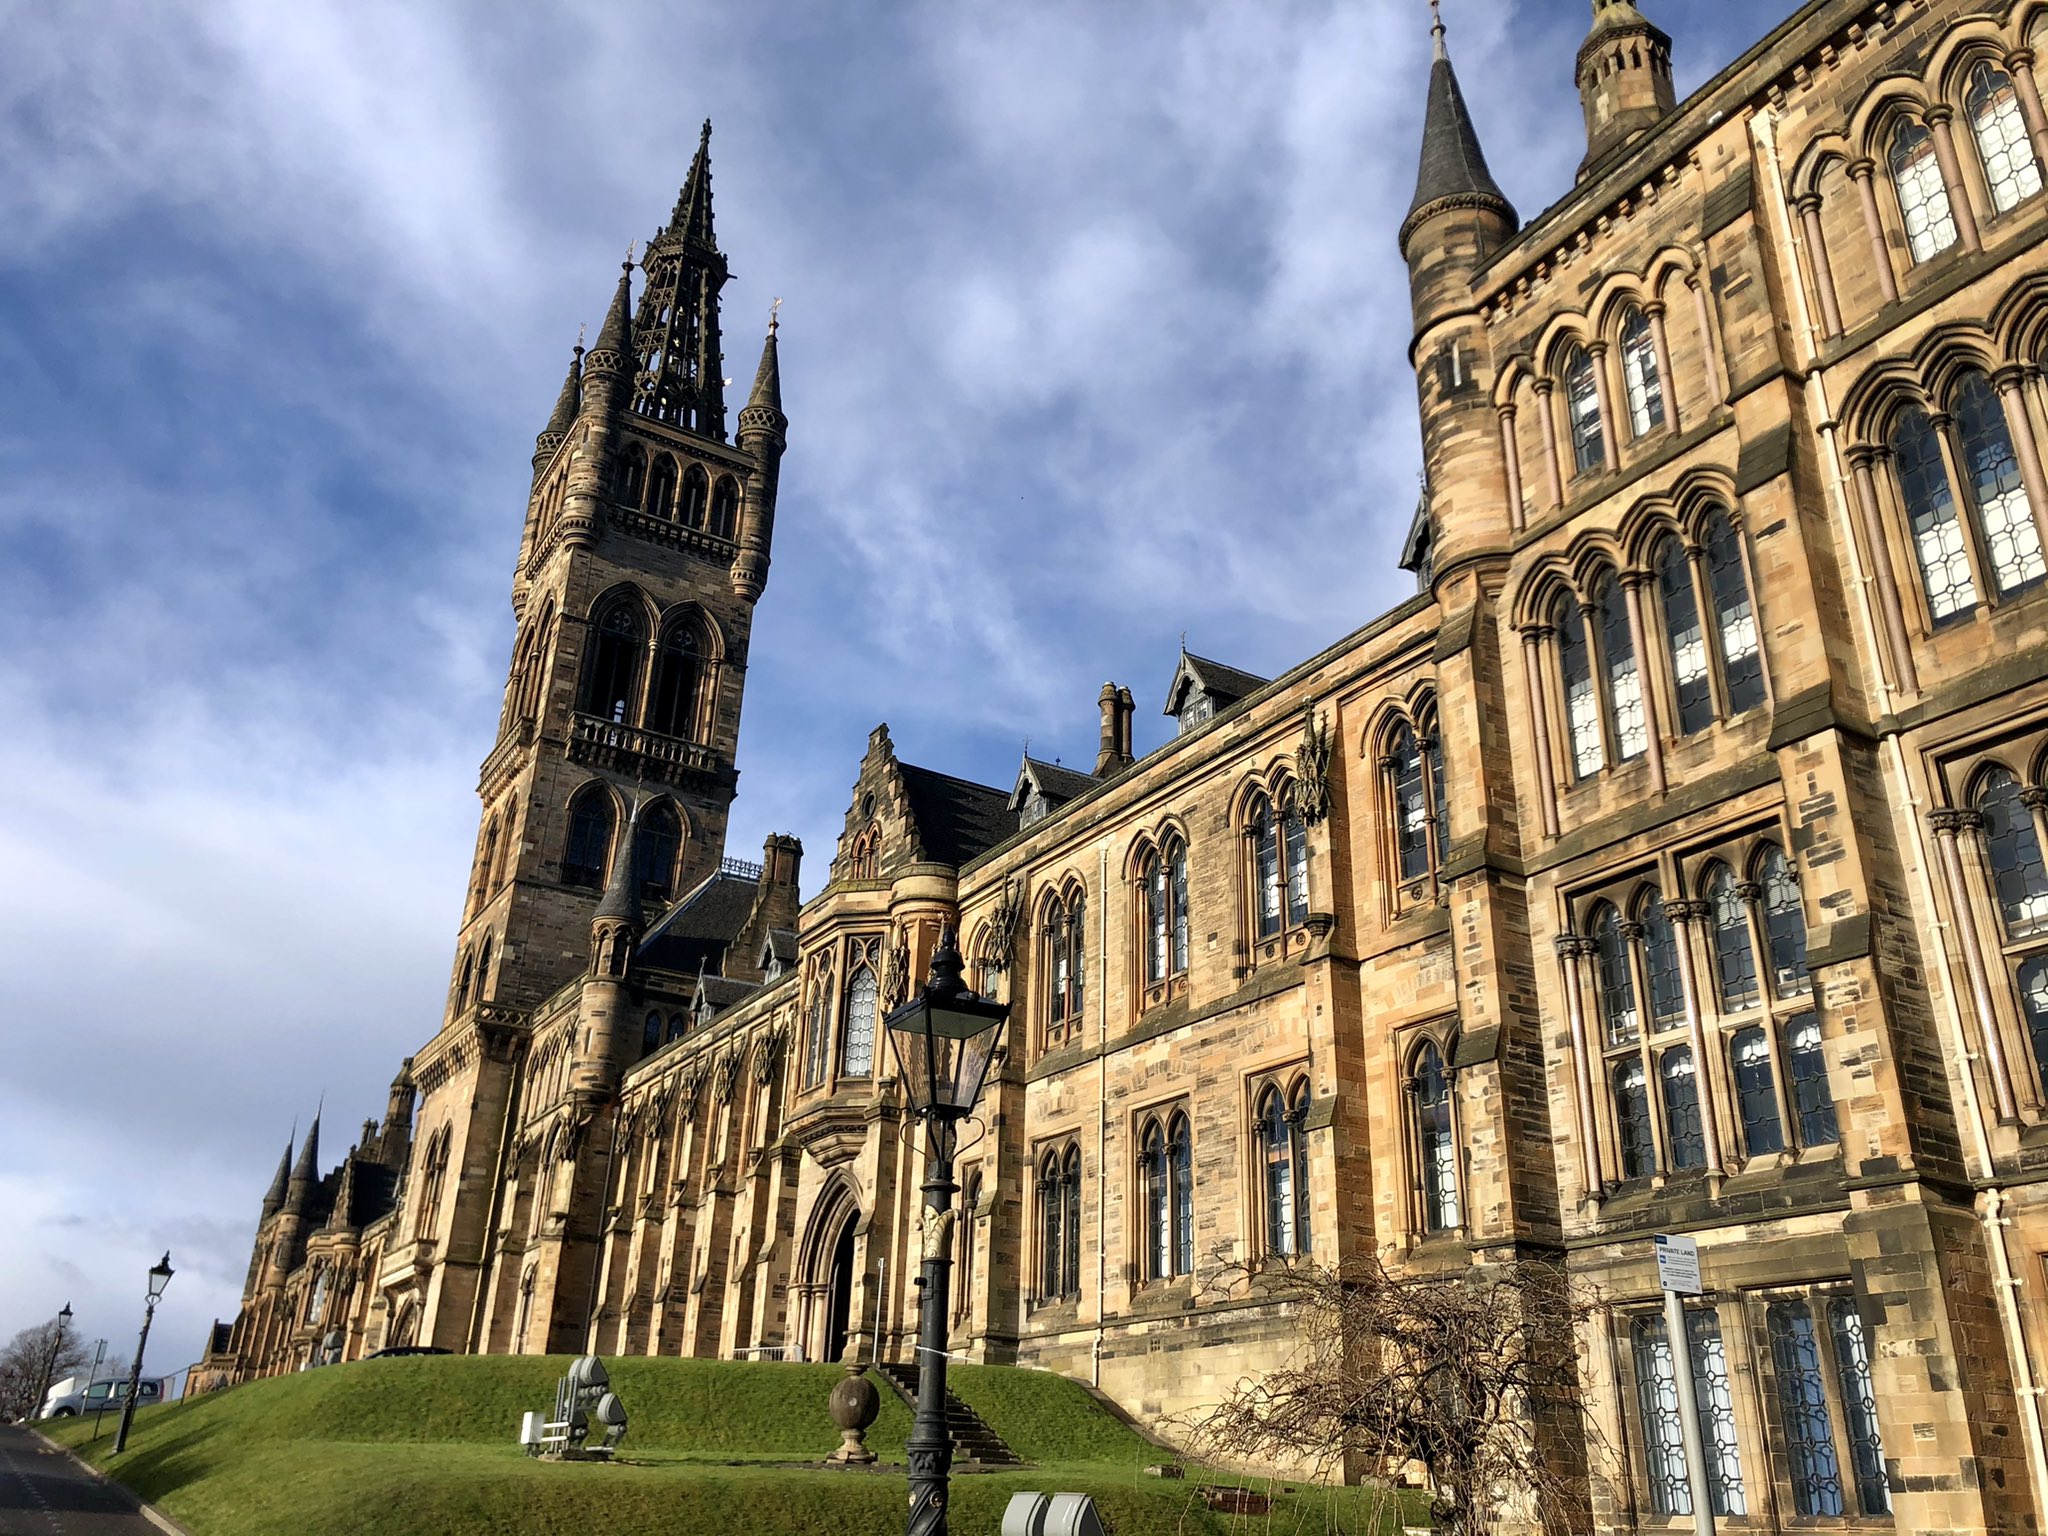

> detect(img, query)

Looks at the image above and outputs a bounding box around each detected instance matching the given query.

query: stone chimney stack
[1097,683,1136,777]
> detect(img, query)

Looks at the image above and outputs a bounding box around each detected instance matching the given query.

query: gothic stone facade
[200,4,2048,1530]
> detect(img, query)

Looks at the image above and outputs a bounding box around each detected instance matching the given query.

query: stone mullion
[1681,542,1728,722]
[1645,300,1681,433]
[1588,340,1619,470]
[1620,571,1668,793]
[1847,446,1922,695]
[1556,934,1608,1200]
[1619,921,1670,1180]
[1665,900,1727,1178]
[1994,365,2048,565]
[1582,600,1621,769]
[1926,106,1984,253]
[1498,403,1527,533]
[1686,270,1727,406]
[2010,49,2048,177]
[1520,626,1562,838]
[1794,193,1846,338]
[1848,159,1903,306]
[1725,509,1777,706]
[1534,380,1567,510]
[1932,808,2023,1121]
[1931,410,1998,605]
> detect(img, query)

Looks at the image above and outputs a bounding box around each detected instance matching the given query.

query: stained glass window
[1890,116,1959,262]
[1768,1300,1847,1517]
[1979,766,2048,937]
[1620,308,1665,437]
[1706,864,1760,1012]
[1614,1059,1656,1179]
[1786,1013,1839,1147]
[1559,602,1606,779]
[1969,63,2043,214]
[1732,1026,1785,1156]
[1598,574,1647,761]
[1415,1043,1460,1232]
[1593,903,1639,1045]
[1661,1047,1707,1170]
[1892,405,1979,621]
[1955,371,2046,595]
[1828,1298,1891,1515]
[1565,347,1605,473]
[1759,844,1812,998]
[1704,513,1765,716]
[1657,536,1714,733]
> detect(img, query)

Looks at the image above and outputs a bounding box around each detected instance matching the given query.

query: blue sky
[0,0,1790,1371]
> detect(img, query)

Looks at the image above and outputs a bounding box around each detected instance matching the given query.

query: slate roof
[1010,755,1098,812]
[763,928,798,968]
[900,763,1014,866]
[693,973,760,1018]
[1164,651,1270,716]
[638,869,759,975]
[1400,17,1516,250]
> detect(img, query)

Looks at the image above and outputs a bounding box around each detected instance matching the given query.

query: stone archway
[796,1181,861,1365]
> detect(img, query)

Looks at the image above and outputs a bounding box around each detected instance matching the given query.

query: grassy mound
[44,1355,1412,1536]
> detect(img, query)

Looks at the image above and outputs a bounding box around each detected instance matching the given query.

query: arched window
[1889,117,1958,262]
[645,453,679,519]
[1045,892,1086,1047]
[1641,892,1686,1028]
[1143,840,1191,986]
[1426,727,1449,862]
[1660,1047,1706,1170]
[1614,1059,1656,1179]
[613,443,647,506]
[1891,405,1978,623]
[1592,902,1639,1046]
[1563,346,1605,474]
[1413,1043,1460,1233]
[1980,767,2048,936]
[648,619,706,739]
[1038,1152,1065,1300]
[1169,1112,1194,1275]
[415,1129,450,1239]
[1259,1087,1298,1256]
[841,965,878,1077]
[680,465,709,529]
[1388,728,1429,881]
[1142,1119,1170,1281]
[1968,62,2042,214]
[1703,512,1766,717]
[563,786,615,889]
[1170,841,1191,975]
[1757,845,1811,998]
[1704,862,1759,1012]
[1619,307,1665,437]
[475,935,493,1002]
[1061,1145,1082,1297]
[474,818,499,910]
[635,801,681,902]
[454,948,475,1012]
[802,981,831,1089]
[1785,1013,1839,1147]
[1251,795,1282,937]
[1596,572,1647,761]
[581,599,644,723]
[957,1169,982,1321]
[1288,1078,1312,1250]
[667,1010,687,1045]
[1559,599,1605,779]
[641,1009,664,1058]
[1656,535,1714,734]
[1954,371,2045,597]
[710,477,740,540]
[1732,1026,1785,1156]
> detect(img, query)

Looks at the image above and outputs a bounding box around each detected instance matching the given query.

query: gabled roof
[760,927,798,970]
[899,763,1014,866]
[1163,650,1269,717]
[1009,755,1097,814]
[692,973,760,1019]
[637,869,760,975]
[1399,496,1433,575]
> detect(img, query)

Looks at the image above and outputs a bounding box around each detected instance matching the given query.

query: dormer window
[1178,693,1213,733]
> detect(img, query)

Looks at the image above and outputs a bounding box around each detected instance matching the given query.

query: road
[0,1427,164,1536]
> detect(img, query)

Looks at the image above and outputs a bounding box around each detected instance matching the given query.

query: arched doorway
[797,1181,862,1364]
[825,1215,856,1366]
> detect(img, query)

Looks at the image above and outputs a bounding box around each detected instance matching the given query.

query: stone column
[1930,807,2020,1122]
[1686,272,1726,405]
[1645,301,1681,432]
[1848,159,1902,305]
[1534,380,1566,510]
[1665,901,1727,1179]
[1847,446,1920,695]
[1926,106,1984,254]
[1498,404,1527,532]
[1795,193,1845,338]
[1620,572,1667,794]
[2010,49,2048,176]
[1995,365,2048,560]
[1556,934,1605,1201]
[1588,340,1619,467]
[1521,627,1561,839]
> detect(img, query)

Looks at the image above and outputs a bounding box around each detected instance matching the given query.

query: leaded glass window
[1169,842,1191,975]
[2021,954,2048,1091]
[1261,1089,1297,1256]
[1829,1299,1891,1515]
[641,1010,663,1057]
[1049,904,1070,1033]
[1689,1308,1747,1515]
[1890,117,1959,262]
[1390,727,1429,881]
[1620,308,1665,437]
[1786,1013,1839,1147]
[1253,796,1283,938]
[1641,893,1686,1028]
[803,985,831,1087]
[1980,767,2048,938]
[1969,62,2042,214]
[1759,844,1812,998]
[841,966,877,1077]
[1145,852,1170,984]
[1290,1080,1313,1251]
[1660,1047,1707,1170]
[1062,1147,1082,1296]
[1593,903,1639,1045]
[1426,730,1449,864]
[1955,371,2046,596]
[1564,347,1605,474]
[1893,405,1979,621]
[1069,895,1087,1020]
[1657,536,1714,733]
[1284,806,1310,926]
[1631,1308,1747,1517]
[1768,1300,1847,1517]
[1706,864,1760,1012]
[1704,513,1765,716]
[1559,602,1605,779]
[1143,1121,1170,1280]
[1733,1026,1786,1156]
[582,600,644,723]
[1039,1153,1064,1299]
[563,788,615,890]
[1597,574,1647,761]
[1170,1113,1194,1275]
[1414,1043,1460,1232]
[1614,1059,1656,1179]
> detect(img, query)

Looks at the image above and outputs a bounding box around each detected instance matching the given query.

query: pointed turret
[586,263,635,380]
[1399,4,1516,260]
[283,1113,320,1212]
[1576,0,1675,178]
[531,340,583,482]
[593,797,644,933]
[260,1137,293,1220]
[745,316,782,421]
[631,122,730,439]
[731,308,788,605]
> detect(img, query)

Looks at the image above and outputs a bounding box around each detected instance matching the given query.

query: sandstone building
[197,4,2048,1529]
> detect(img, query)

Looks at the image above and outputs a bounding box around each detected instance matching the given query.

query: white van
[38,1376,163,1419]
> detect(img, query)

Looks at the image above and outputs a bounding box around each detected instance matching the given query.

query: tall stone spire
[586,263,635,380]
[745,308,782,422]
[1576,0,1675,178]
[261,1137,294,1220]
[283,1113,320,1213]
[631,120,730,439]
[731,307,789,605]
[532,338,583,481]
[1400,2,1516,259]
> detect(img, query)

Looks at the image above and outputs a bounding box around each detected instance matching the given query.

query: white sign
[1655,1234,1702,1296]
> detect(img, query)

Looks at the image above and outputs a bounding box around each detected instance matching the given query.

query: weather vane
[770,296,782,333]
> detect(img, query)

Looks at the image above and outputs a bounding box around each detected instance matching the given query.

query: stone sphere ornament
[827,1358,881,1465]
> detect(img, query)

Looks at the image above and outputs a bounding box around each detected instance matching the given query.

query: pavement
[0,1426,173,1536]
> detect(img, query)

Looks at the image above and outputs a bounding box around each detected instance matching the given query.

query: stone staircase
[874,1361,1023,1467]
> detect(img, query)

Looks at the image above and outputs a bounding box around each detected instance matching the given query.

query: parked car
[38,1376,164,1419]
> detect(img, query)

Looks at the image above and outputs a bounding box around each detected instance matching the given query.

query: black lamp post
[882,926,1007,1536]
[112,1252,172,1455]
[33,1303,71,1421]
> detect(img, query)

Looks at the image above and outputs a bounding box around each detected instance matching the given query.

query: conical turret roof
[539,341,582,444]
[1400,8,1517,255]
[291,1114,321,1185]
[747,316,781,418]
[588,262,634,369]
[594,797,643,928]
[261,1137,293,1216]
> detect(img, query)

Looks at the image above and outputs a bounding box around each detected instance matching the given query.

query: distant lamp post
[112,1252,173,1455]
[34,1303,72,1421]
[883,926,1008,1536]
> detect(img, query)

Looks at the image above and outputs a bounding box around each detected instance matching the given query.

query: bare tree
[1184,1254,1600,1536]
[0,1317,97,1422]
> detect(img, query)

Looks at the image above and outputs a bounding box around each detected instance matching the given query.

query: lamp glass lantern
[147,1252,174,1303]
[883,932,1007,1123]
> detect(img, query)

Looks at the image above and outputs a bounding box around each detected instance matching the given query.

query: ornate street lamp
[33,1303,71,1420]
[882,926,1007,1536]
[112,1252,172,1455]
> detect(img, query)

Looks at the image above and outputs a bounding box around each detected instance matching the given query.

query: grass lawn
[43,1356,1420,1535]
